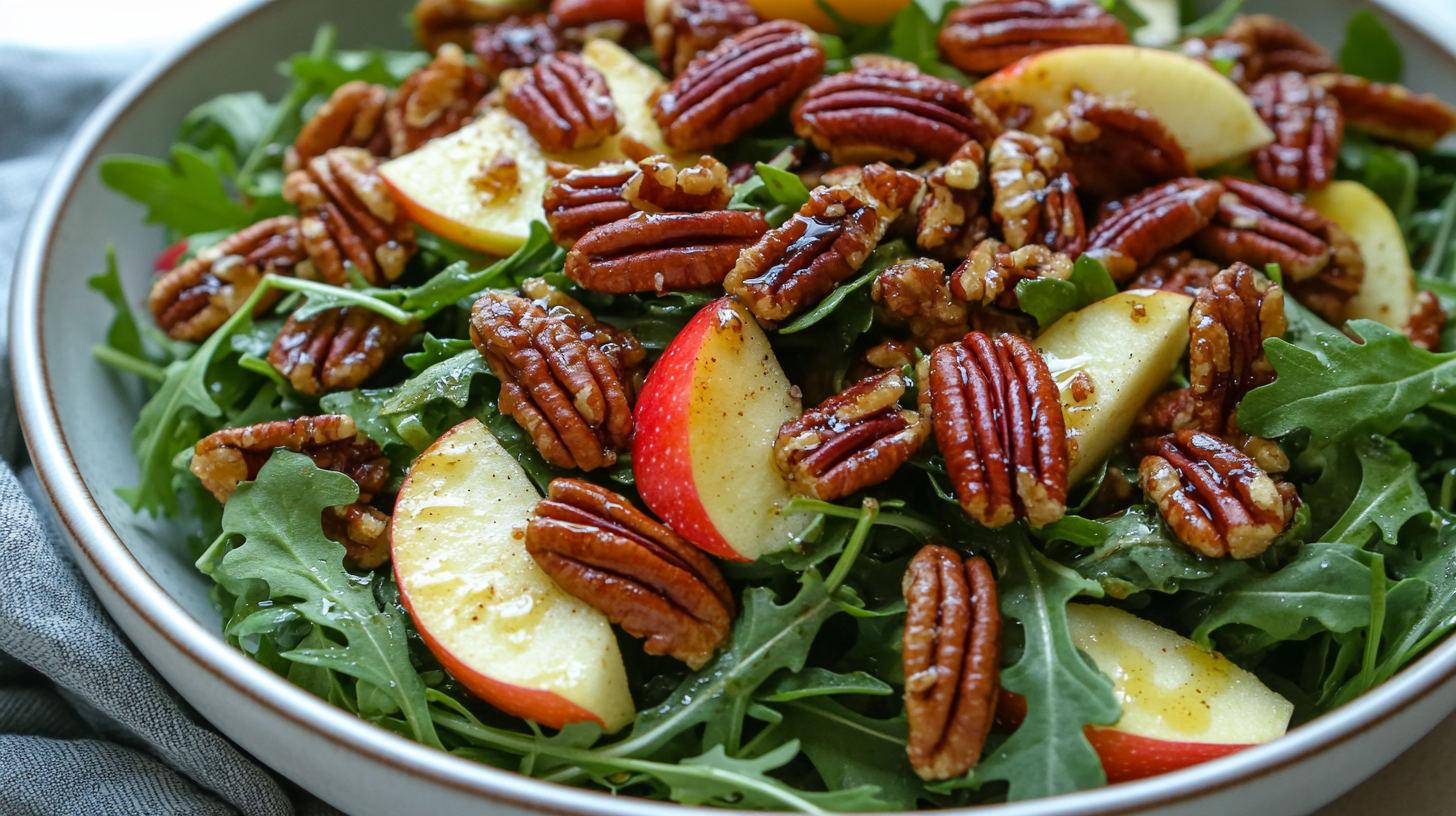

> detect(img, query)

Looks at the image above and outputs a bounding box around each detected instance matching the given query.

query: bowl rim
[12,1,1456,813]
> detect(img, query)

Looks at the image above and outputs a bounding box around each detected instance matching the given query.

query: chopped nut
[542,161,638,247]
[1249,71,1342,192]
[1043,91,1193,200]
[1085,177,1223,281]
[873,258,970,350]
[283,147,417,286]
[565,210,769,294]
[268,307,421,396]
[1404,290,1446,352]
[987,131,1085,255]
[916,140,990,261]
[503,51,620,152]
[471,152,520,205]
[288,81,390,172]
[622,154,732,212]
[647,0,761,77]
[938,0,1129,76]
[952,238,1073,310]
[1313,73,1456,149]
[385,43,488,157]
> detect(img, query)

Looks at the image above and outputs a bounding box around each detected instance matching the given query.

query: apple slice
[974,45,1273,168]
[1034,290,1193,484]
[1303,180,1418,329]
[392,418,635,732]
[633,296,810,562]
[745,0,907,31]
[380,39,675,256]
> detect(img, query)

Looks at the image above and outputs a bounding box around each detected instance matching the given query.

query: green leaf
[381,350,493,415]
[1062,506,1225,599]
[772,698,923,811]
[400,222,564,315]
[1180,0,1242,38]
[755,163,811,212]
[286,48,431,93]
[1099,0,1148,31]
[1420,184,1456,282]
[759,667,893,701]
[87,247,146,361]
[911,0,957,24]
[1321,436,1430,547]
[1373,512,1456,682]
[403,334,475,374]
[1340,10,1403,83]
[780,241,912,334]
[100,144,251,235]
[214,451,440,748]
[179,91,276,161]
[1339,133,1418,227]
[1014,255,1118,327]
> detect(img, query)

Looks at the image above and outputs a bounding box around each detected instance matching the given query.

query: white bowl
[12,1,1456,814]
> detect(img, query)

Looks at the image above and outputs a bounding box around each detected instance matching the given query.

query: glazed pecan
[1130,251,1220,295]
[622,154,732,212]
[470,291,645,470]
[652,20,825,151]
[726,163,921,325]
[472,14,565,78]
[1250,71,1342,192]
[413,0,517,52]
[1085,178,1223,282]
[1313,73,1456,149]
[1222,14,1338,83]
[268,307,420,396]
[288,81,390,171]
[916,141,989,261]
[543,161,638,247]
[385,43,488,157]
[647,0,761,77]
[283,147,416,286]
[791,58,999,165]
[952,238,1073,310]
[1133,387,1196,441]
[503,52,620,153]
[928,332,1068,528]
[872,258,970,350]
[321,503,393,570]
[864,339,918,373]
[1404,290,1446,352]
[149,216,304,342]
[1043,91,1193,201]
[938,0,1128,76]
[565,210,768,294]
[1187,263,1285,436]
[1192,177,1354,283]
[1140,430,1297,559]
[551,0,647,27]
[526,479,735,669]
[903,545,1000,781]
[987,131,1084,255]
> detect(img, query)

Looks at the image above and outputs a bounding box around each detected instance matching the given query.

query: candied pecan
[987,131,1084,255]
[917,140,989,261]
[1193,177,1348,283]
[726,163,920,325]
[385,44,488,157]
[1187,263,1285,436]
[470,292,645,470]
[928,332,1068,527]
[1313,73,1456,149]
[903,545,1000,781]
[1223,14,1338,83]
[1249,72,1342,193]
[190,415,389,503]
[288,81,390,171]
[551,0,647,27]
[149,217,304,342]
[1043,91,1192,201]
[1140,430,1297,559]
[952,238,1073,310]
[283,148,416,286]
[938,0,1128,76]
[414,0,517,52]
[565,210,768,294]
[1131,251,1220,295]
[622,154,732,212]
[471,153,520,205]
[1404,290,1446,352]
[873,258,970,350]
[268,307,420,396]
[865,339,918,372]
[472,14,565,78]
[792,59,999,165]
[1134,387,1196,441]
[543,161,638,247]
[503,52,620,153]
[527,478,734,669]
[647,0,761,77]
[652,20,824,151]
[1085,178,1223,282]
[322,503,392,570]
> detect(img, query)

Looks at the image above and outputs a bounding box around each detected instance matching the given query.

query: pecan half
[623,154,732,212]
[1223,14,1338,83]
[1313,73,1456,149]
[952,238,1073,310]
[903,545,1000,781]
[503,52,620,153]
[1130,251,1220,296]
[792,58,999,165]
[543,161,638,247]
[470,291,645,470]
[928,332,1068,527]
[565,210,768,293]
[916,140,990,261]
[385,43,488,157]
[652,20,825,151]
[526,479,735,669]
[938,0,1128,76]
[414,0,518,52]
[647,0,761,77]
[1140,430,1297,559]
[987,131,1085,255]
[872,258,970,350]
[148,216,305,342]
[472,14,565,78]
[1405,290,1446,352]
[1043,91,1193,201]
[1193,177,1348,283]
[1187,263,1285,436]
[726,163,920,325]
[551,0,647,27]
[321,504,393,570]
[288,81,391,171]
[775,369,930,501]
[1085,177,1223,282]
[283,147,416,286]
[1250,71,1343,193]
[268,307,421,396]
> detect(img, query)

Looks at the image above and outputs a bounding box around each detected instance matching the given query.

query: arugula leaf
[179,91,276,162]
[1369,512,1456,684]
[88,247,147,363]
[1180,0,1242,38]
[1420,184,1456,281]
[779,241,912,334]
[1319,436,1430,547]
[403,334,475,373]
[100,144,251,235]
[1098,0,1148,32]
[771,698,922,811]
[1340,10,1403,83]
[1015,255,1118,327]
[286,48,431,93]
[402,222,563,313]
[1339,133,1418,227]
[759,667,893,701]
[730,155,809,226]
[381,350,493,415]
[887,3,966,82]
[1061,506,1224,599]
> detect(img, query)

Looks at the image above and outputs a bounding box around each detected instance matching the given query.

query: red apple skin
[155,239,188,272]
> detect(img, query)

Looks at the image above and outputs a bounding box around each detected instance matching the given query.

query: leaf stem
[269,276,416,323]
[826,498,877,594]
[237,24,336,194]
[786,496,939,542]
[1360,553,1387,690]
[92,344,166,383]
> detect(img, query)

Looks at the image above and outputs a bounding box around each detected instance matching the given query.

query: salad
[92,0,1456,809]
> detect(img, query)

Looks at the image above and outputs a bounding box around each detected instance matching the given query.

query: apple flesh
[975,45,1273,169]
[1033,290,1193,484]
[1303,180,1418,329]
[392,418,635,732]
[633,297,810,562]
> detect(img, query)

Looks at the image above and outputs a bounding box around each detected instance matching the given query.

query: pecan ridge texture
[283,147,417,286]
[268,307,421,396]
[1249,71,1343,192]
[1313,73,1456,150]
[1085,177,1223,282]
[472,14,565,78]
[987,130,1085,255]
[1043,91,1193,201]
[916,140,989,261]
[1187,263,1286,436]
[565,209,769,294]
[647,0,762,78]
[872,257,970,350]
[385,43,488,157]
[543,161,639,247]
[938,0,1129,76]
[622,154,733,213]
[288,81,391,171]
[503,51,620,153]
[952,237,1073,310]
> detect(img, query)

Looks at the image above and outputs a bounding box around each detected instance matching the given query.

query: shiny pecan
[148,216,304,342]
[1085,177,1223,282]
[1187,263,1285,436]
[283,147,416,286]
[471,152,520,205]
[792,58,1000,165]
[1249,71,1342,192]
[903,545,1000,781]
[647,0,761,78]
[652,20,825,151]
[1223,14,1338,83]
[1140,430,1297,559]
[622,154,732,212]
[503,51,620,152]
[952,238,1073,310]
[287,81,390,172]
[472,14,565,78]
[385,43,488,157]
[566,210,768,293]
[938,0,1128,76]
[413,0,518,52]
[1043,91,1193,201]
[543,161,638,247]
[873,258,970,350]
[726,163,920,325]
[987,131,1085,255]
[321,503,393,570]
[1134,387,1196,440]
[1404,290,1446,352]
[526,478,735,669]
[1313,73,1456,149]
[916,140,990,261]
[470,291,645,470]
[268,307,420,396]
[551,0,647,27]
[1130,251,1221,296]
[1193,177,1348,283]
[928,331,1068,528]
[775,369,930,501]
